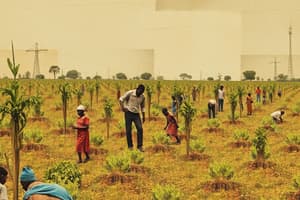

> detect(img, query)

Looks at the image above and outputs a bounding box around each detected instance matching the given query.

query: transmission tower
[288,26,294,80]
[270,57,280,81]
[26,42,48,78]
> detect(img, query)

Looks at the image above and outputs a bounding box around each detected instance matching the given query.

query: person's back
[28,194,61,200]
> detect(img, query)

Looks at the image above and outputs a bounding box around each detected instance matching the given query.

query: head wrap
[20,166,36,182]
[76,105,85,111]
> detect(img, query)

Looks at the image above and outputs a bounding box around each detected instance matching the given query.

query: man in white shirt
[0,167,8,200]
[218,85,225,112]
[119,84,145,152]
[271,110,285,123]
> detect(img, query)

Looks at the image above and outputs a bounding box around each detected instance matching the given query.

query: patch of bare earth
[22,144,47,152]
[89,147,108,155]
[0,129,10,137]
[112,131,126,138]
[148,144,174,153]
[130,164,150,174]
[203,180,240,192]
[185,152,210,161]
[248,160,276,169]
[102,172,134,185]
[284,145,300,153]
[229,141,251,148]
[28,117,49,123]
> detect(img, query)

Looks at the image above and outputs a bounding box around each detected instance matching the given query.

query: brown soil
[28,117,49,123]
[22,143,47,152]
[112,131,126,138]
[51,128,74,135]
[203,180,240,192]
[286,145,300,153]
[89,147,108,155]
[0,129,10,137]
[130,164,150,174]
[97,118,118,123]
[293,191,300,200]
[149,144,174,153]
[248,160,276,169]
[223,120,244,125]
[229,141,252,148]
[202,128,224,133]
[103,173,133,185]
[186,152,210,161]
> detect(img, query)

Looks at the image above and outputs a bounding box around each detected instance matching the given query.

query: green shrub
[91,135,104,146]
[190,138,206,153]
[128,149,144,165]
[233,129,249,141]
[207,119,221,129]
[293,176,300,189]
[209,162,234,180]
[151,108,160,117]
[57,119,73,129]
[23,130,43,144]
[152,184,182,200]
[286,134,300,145]
[291,105,300,115]
[45,161,82,186]
[105,154,130,173]
[152,132,171,145]
[251,127,270,160]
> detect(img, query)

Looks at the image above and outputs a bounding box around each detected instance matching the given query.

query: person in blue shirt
[20,166,73,200]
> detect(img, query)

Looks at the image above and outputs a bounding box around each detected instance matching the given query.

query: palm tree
[49,65,60,79]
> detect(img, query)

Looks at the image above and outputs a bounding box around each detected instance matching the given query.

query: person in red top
[162,108,180,144]
[72,105,90,163]
[255,86,261,103]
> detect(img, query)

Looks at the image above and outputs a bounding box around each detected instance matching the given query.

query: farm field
[1,79,300,200]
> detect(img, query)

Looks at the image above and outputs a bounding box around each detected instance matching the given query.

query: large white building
[0,0,299,80]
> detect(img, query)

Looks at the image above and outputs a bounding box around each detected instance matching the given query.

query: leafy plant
[0,42,39,200]
[23,130,43,144]
[293,175,300,190]
[190,138,206,154]
[152,184,182,200]
[180,100,196,156]
[286,134,300,145]
[251,127,270,160]
[152,132,171,145]
[146,85,153,120]
[45,161,82,186]
[58,83,72,134]
[127,149,144,165]
[228,92,238,122]
[207,118,221,129]
[209,162,234,181]
[104,154,130,173]
[91,135,104,146]
[103,97,114,139]
[233,129,249,141]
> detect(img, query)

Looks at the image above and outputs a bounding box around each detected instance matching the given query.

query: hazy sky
[0,0,299,80]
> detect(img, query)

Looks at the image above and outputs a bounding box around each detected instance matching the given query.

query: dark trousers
[208,103,216,118]
[125,111,143,148]
[218,99,224,112]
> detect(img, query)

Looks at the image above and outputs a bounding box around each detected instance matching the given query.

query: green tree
[0,42,38,200]
[180,100,196,156]
[116,72,127,80]
[104,97,114,139]
[243,70,256,80]
[156,81,161,105]
[140,72,152,80]
[277,73,288,81]
[49,65,60,79]
[228,92,238,122]
[146,85,153,121]
[207,77,214,81]
[93,75,102,80]
[35,74,45,79]
[224,75,231,81]
[66,70,80,79]
[179,73,192,80]
[58,83,72,134]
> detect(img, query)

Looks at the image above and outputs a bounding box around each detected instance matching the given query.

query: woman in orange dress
[73,105,90,163]
[246,93,253,115]
[162,108,180,144]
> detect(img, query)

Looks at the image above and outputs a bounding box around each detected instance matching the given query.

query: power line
[26,42,48,78]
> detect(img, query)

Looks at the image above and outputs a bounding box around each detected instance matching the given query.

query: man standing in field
[20,166,73,200]
[72,105,90,163]
[218,85,225,112]
[119,84,145,152]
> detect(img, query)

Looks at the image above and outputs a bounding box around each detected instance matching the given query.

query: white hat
[77,105,85,111]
